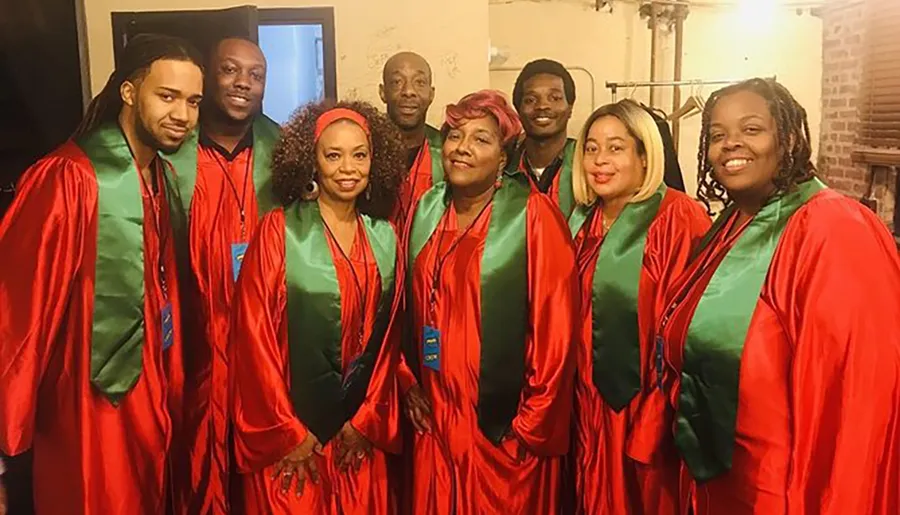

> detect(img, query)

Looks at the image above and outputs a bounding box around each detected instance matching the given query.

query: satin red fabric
[176,145,259,514]
[229,209,401,514]
[404,192,578,514]
[391,143,438,229]
[659,190,900,515]
[0,142,184,514]
[572,190,710,515]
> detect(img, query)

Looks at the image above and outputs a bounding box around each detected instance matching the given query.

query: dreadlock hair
[696,78,816,214]
[73,34,204,139]
[272,100,406,220]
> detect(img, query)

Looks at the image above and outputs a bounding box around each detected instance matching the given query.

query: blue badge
[161,302,174,351]
[422,325,441,372]
[231,242,249,282]
[655,335,665,390]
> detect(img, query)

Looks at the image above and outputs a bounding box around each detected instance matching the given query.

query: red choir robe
[390,125,444,228]
[510,138,577,219]
[658,188,900,515]
[230,208,401,514]
[402,191,579,514]
[572,189,710,514]
[0,141,184,514]
[173,121,280,515]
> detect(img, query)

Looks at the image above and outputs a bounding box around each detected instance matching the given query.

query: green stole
[77,123,178,404]
[508,138,576,219]
[424,124,444,187]
[167,114,281,218]
[568,184,667,412]
[674,178,827,482]
[407,174,530,444]
[283,201,397,443]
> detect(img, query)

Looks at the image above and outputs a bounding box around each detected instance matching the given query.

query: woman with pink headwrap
[397,90,579,514]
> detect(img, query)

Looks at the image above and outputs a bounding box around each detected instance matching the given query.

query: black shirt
[199,127,254,161]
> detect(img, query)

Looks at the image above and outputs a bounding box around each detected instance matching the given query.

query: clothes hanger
[668,80,703,121]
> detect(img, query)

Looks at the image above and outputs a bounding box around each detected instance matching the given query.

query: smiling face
[208,38,266,123]
[581,115,646,203]
[706,89,780,199]
[379,52,435,132]
[315,120,372,205]
[442,115,507,195]
[122,58,204,153]
[517,73,572,140]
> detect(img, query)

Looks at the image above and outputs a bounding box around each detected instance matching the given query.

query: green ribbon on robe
[283,200,397,443]
[407,173,530,444]
[167,114,281,217]
[424,124,445,187]
[569,184,666,412]
[77,123,178,404]
[674,178,827,482]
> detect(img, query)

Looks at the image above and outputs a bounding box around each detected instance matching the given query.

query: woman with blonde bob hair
[569,99,709,514]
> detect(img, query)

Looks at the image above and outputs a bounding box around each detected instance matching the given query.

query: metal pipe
[671,4,685,150]
[489,65,597,111]
[605,76,776,89]
[649,3,658,107]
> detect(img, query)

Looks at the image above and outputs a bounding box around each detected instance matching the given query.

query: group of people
[1,31,899,515]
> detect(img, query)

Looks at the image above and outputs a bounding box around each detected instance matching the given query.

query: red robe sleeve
[349,239,405,455]
[510,193,579,456]
[0,153,91,454]
[771,200,900,514]
[628,192,711,462]
[229,208,307,473]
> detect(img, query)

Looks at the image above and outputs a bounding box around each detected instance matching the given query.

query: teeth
[725,159,750,168]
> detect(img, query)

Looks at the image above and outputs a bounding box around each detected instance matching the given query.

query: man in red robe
[0,34,203,514]
[166,37,281,515]
[510,59,578,218]
[380,51,444,226]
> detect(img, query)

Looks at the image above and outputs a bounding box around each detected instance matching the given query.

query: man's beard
[388,106,425,132]
[134,104,180,154]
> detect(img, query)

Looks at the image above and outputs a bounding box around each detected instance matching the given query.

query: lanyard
[137,159,170,300]
[212,151,253,239]
[324,218,370,345]
[428,200,492,324]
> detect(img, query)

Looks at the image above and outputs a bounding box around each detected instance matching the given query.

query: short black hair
[512,59,576,109]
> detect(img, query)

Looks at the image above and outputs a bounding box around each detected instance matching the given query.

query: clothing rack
[605,77,777,102]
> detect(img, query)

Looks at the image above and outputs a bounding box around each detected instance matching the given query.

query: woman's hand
[272,432,324,497]
[403,384,433,433]
[335,422,373,472]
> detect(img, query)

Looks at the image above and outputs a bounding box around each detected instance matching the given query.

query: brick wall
[818,0,897,230]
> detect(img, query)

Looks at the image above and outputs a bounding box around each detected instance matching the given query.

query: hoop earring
[303,179,320,201]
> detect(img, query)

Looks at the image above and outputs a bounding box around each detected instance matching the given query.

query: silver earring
[365,186,371,201]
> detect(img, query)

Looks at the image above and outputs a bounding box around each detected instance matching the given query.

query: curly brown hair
[271,100,407,219]
[697,78,817,214]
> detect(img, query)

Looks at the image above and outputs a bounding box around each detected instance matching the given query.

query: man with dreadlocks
[509,59,578,219]
[165,36,281,515]
[0,34,203,514]
[652,78,900,514]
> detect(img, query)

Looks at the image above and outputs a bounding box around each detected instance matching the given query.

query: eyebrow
[324,144,369,151]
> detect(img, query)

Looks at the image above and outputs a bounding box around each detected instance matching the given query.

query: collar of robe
[283,200,398,444]
[423,124,445,188]
[407,172,530,444]
[674,178,827,482]
[508,138,576,219]
[166,114,281,218]
[569,183,667,412]
[77,122,177,404]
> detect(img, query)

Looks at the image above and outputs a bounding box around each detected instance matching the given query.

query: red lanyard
[138,160,170,300]
[324,219,370,345]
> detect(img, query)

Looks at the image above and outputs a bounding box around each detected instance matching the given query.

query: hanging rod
[606,76,776,101]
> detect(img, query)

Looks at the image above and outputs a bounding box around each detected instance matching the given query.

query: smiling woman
[228,100,408,514]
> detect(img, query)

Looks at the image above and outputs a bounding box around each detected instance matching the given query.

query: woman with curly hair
[568,99,710,515]
[657,78,900,514]
[229,100,406,514]
[397,90,579,514]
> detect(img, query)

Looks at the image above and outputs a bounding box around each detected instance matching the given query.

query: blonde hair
[572,99,665,207]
